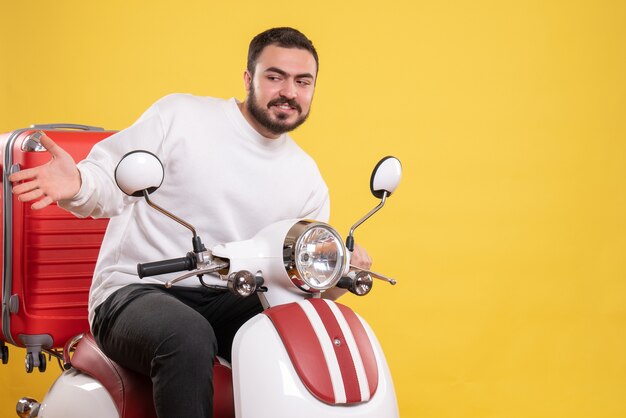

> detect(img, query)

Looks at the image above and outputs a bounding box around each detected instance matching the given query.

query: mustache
[267,98,302,113]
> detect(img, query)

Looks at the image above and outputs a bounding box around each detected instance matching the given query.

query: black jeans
[91,283,263,418]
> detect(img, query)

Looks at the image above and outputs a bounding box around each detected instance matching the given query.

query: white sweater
[59,94,330,326]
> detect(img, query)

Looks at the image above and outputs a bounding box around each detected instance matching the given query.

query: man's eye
[267,76,281,81]
[297,80,311,86]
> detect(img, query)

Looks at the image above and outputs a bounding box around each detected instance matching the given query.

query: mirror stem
[143,190,198,238]
[346,191,388,251]
[143,190,197,237]
[142,190,206,253]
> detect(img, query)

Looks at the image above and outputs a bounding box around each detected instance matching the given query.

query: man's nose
[279,82,297,99]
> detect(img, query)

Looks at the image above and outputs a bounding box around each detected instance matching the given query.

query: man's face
[243,45,317,138]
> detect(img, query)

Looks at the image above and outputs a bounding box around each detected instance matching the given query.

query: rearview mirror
[346,155,402,251]
[114,151,164,197]
[370,156,402,199]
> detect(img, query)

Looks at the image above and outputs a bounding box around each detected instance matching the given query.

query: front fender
[232,300,398,418]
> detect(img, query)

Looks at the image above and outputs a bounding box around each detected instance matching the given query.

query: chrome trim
[2,128,29,346]
[142,189,196,237]
[16,396,40,418]
[227,270,257,297]
[62,333,85,369]
[350,270,374,296]
[283,220,347,292]
[20,131,46,152]
[30,123,104,131]
[165,260,229,288]
[349,265,397,285]
[346,191,388,251]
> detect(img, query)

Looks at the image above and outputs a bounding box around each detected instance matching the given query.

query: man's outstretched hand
[9,131,81,210]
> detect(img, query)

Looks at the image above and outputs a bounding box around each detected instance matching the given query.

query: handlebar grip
[137,254,196,278]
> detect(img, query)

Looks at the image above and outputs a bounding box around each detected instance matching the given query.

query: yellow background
[1,1,625,417]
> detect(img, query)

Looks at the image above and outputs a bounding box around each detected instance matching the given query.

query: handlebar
[137,253,197,278]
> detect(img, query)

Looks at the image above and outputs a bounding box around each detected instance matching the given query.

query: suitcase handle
[30,123,105,132]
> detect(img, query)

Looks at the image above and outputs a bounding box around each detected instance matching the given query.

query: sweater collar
[226,98,287,149]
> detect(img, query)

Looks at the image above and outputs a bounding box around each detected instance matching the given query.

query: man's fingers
[8,166,39,183]
[15,185,53,210]
[38,132,61,157]
[31,196,54,210]
[17,188,45,203]
[11,179,40,195]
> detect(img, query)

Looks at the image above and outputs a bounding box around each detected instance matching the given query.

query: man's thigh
[92,284,217,374]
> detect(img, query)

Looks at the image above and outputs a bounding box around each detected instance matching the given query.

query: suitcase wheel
[25,353,34,373]
[38,353,47,372]
[1,345,8,364]
[24,352,47,373]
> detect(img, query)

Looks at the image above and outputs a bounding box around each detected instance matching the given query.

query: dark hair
[247,27,319,75]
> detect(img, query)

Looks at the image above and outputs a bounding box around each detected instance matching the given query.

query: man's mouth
[268,98,301,114]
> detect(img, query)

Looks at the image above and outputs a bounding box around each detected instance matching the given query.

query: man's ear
[243,70,252,92]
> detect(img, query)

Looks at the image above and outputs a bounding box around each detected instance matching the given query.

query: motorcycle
[16,151,402,418]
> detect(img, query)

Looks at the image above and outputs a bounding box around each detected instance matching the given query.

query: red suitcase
[1,124,115,372]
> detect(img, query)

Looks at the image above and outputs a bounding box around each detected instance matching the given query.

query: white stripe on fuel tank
[298,300,346,403]
[323,299,371,401]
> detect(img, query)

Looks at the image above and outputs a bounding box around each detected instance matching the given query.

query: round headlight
[284,221,347,292]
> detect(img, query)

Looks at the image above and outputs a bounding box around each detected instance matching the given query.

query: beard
[246,83,310,136]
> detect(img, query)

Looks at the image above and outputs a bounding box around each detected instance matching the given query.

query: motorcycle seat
[71,332,235,418]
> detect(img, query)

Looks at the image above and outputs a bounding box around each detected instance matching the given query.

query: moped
[16,152,402,418]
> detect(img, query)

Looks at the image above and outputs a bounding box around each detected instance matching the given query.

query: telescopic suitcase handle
[18,124,106,153]
[30,123,105,131]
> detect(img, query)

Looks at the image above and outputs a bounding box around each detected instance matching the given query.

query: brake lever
[165,260,229,288]
[349,265,397,285]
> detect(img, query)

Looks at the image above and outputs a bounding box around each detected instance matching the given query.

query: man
[10,27,371,418]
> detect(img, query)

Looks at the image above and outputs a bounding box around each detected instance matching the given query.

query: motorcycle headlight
[283,221,347,292]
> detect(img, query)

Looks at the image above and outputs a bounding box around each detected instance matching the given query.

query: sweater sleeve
[302,190,330,222]
[299,166,331,223]
[58,99,167,219]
